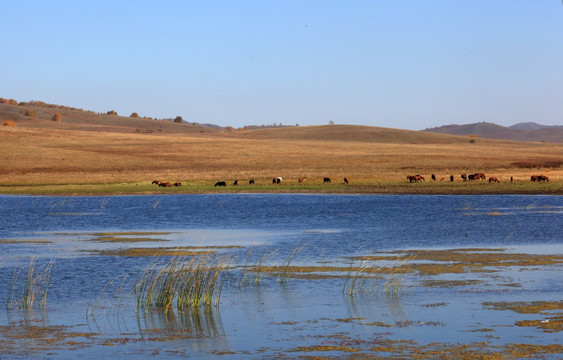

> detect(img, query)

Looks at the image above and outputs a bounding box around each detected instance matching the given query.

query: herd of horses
[214,177,349,187]
[151,177,349,188]
[151,173,549,188]
[407,173,549,183]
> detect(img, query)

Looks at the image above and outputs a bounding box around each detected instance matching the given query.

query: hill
[424,122,563,143]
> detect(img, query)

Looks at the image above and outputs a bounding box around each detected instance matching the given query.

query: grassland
[1,102,561,195]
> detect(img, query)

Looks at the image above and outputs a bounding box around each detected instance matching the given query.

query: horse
[450,175,454,182]
[407,175,424,183]
[173,182,182,186]
[233,180,238,186]
[461,174,467,181]
[214,181,227,187]
[159,182,172,187]
[152,180,161,185]
[468,174,475,181]
[538,175,549,182]
[531,175,539,182]
[276,177,282,184]
[488,177,500,183]
[249,179,255,185]
[431,174,436,181]
[298,177,306,184]
[474,173,486,180]
[344,177,349,184]
[323,177,331,183]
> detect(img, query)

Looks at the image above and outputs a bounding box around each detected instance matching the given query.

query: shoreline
[0,181,561,196]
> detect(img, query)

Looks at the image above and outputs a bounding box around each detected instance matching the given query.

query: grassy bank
[0,178,560,195]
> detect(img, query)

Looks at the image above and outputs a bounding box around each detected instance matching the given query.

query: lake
[0,194,561,359]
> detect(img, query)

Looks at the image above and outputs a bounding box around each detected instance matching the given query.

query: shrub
[130,112,139,118]
[25,110,36,117]
[174,116,183,123]
[52,113,62,122]
[107,110,118,116]
[4,120,17,127]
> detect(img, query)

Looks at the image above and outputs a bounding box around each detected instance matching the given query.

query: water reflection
[136,307,224,338]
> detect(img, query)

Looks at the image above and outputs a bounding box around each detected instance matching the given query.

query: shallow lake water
[0,194,561,359]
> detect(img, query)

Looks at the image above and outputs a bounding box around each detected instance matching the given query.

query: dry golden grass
[1,102,561,194]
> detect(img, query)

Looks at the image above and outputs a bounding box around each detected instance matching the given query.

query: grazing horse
[159,182,172,187]
[233,180,238,186]
[214,181,227,187]
[344,177,349,184]
[249,179,255,185]
[474,173,486,180]
[277,177,282,184]
[488,177,500,183]
[538,175,549,182]
[468,174,475,181]
[439,177,445,181]
[272,178,277,184]
[407,175,424,182]
[173,182,182,186]
[323,177,331,183]
[531,175,539,182]
[298,177,306,184]
[450,175,454,182]
[461,174,467,181]
[431,174,436,181]
[152,180,161,185]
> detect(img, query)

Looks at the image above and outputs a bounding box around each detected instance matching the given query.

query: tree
[130,112,139,118]
[107,110,118,116]
[174,116,183,123]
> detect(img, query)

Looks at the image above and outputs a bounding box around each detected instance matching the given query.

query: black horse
[214,181,227,187]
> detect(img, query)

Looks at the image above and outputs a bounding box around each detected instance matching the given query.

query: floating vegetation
[7,257,54,310]
[421,279,483,288]
[353,248,563,276]
[88,245,240,257]
[483,301,563,333]
[91,236,170,243]
[0,239,52,244]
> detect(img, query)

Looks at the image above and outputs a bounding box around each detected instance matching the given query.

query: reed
[134,253,231,314]
[343,252,416,296]
[7,257,54,310]
[277,244,307,283]
[237,246,279,287]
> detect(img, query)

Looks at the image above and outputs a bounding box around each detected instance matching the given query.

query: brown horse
[488,177,500,183]
[407,175,424,182]
[344,177,349,184]
[538,175,549,182]
[173,182,182,186]
[159,182,172,187]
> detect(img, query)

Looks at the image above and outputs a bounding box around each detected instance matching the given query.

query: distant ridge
[424,122,563,143]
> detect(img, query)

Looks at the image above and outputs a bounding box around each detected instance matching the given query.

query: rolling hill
[424,122,563,143]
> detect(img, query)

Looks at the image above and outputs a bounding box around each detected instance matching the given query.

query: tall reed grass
[343,252,416,296]
[134,253,231,314]
[7,257,54,310]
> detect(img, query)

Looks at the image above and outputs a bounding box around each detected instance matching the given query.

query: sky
[2,1,562,130]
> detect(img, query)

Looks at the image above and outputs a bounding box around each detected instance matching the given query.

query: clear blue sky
[2,1,562,130]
